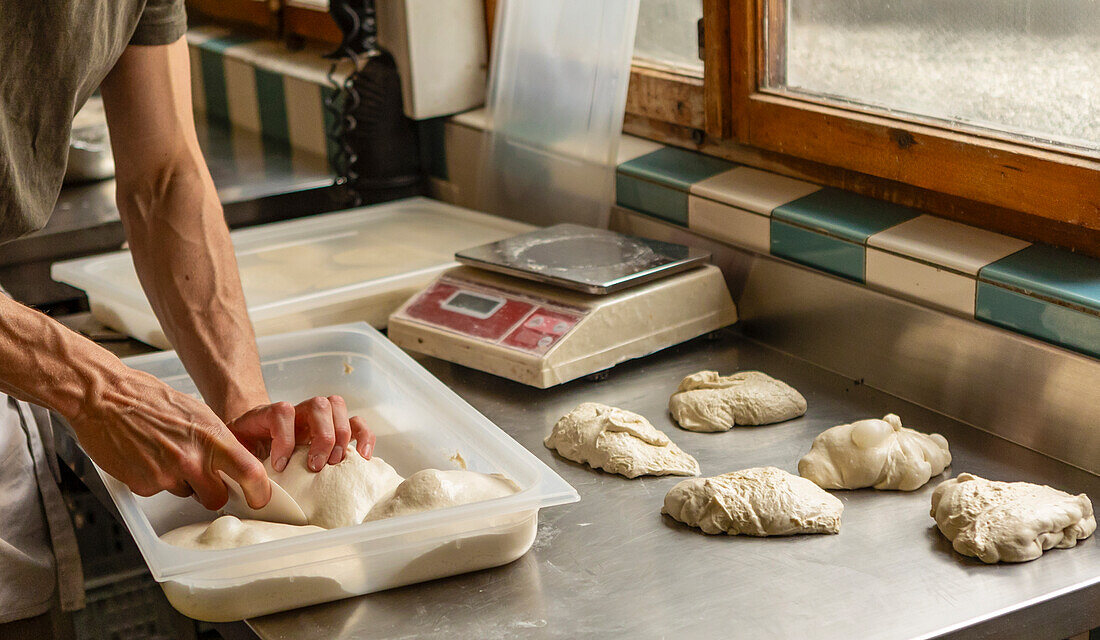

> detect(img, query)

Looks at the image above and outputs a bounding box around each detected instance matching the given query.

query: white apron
[0,362,85,622]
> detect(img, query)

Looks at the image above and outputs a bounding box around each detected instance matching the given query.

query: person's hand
[69,367,271,511]
[228,395,376,473]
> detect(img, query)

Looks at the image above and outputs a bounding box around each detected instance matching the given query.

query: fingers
[296,397,336,472]
[351,416,376,459]
[265,401,296,472]
[186,462,232,511]
[328,396,351,465]
[208,429,271,509]
[166,481,194,499]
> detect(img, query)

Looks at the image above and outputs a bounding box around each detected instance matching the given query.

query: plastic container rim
[99,322,578,582]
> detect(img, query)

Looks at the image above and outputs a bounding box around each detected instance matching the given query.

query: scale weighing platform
[388,224,737,388]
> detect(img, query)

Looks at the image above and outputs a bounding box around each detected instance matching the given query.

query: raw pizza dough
[930,473,1096,563]
[663,466,843,536]
[365,469,520,521]
[798,414,951,491]
[668,371,807,432]
[161,515,324,550]
[544,402,700,478]
[264,446,403,529]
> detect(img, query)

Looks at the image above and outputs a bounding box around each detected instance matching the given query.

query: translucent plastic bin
[99,323,578,622]
[51,197,533,348]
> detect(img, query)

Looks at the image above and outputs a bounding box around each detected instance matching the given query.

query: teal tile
[773,188,920,243]
[417,118,448,181]
[255,67,290,144]
[771,220,865,282]
[979,244,1100,314]
[618,147,734,191]
[976,282,1100,359]
[616,174,687,226]
[199,48,229,124]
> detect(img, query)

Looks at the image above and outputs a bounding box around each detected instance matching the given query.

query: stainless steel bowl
[64,97,115,184]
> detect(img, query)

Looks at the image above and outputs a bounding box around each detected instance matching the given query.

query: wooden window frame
[624,0,730,139]
[727,0,1100,236]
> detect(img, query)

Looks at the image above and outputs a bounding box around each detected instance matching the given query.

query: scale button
[527,316,545,328]
[537,336,553,348]
[552,321,569,334]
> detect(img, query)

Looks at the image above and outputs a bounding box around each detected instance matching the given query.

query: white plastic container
[51,197,533,348]
[99,323,578,621]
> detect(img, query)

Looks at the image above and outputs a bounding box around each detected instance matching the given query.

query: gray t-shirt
[0,0,187,244]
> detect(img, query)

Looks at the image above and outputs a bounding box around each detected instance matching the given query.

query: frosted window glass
[634,0,703,76]
[773,1,1100,154]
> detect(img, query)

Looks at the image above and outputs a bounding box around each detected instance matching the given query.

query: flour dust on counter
[931,473,1096,563]
[545,402,700,478]
[663,467,843,536]
[668,370,807,432]
[799,414,951,491]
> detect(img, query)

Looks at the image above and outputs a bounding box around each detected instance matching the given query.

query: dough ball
[161,515,324,550]
[264,447,404,529]
[668,371,807,432]
[545,402,699,478]
[798,414,951,491]
[365,469,520,522]
[663,467,842,536]
[930,473,1095,563]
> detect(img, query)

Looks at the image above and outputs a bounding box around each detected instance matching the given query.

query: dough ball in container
[364,469,520,521]
[930,473,1095,563]
[161,515,324,550]
[668,370,807,432]
[663,467,842,536]
[798,414,951,491]
[545,402,700,478]
[265,447,404,529]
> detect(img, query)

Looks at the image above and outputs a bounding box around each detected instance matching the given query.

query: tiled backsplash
[187,26,346,170]
[440,111,1100,362]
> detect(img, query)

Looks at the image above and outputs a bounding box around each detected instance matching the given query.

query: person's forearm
[116,148,268,421]
[0,294,128,419]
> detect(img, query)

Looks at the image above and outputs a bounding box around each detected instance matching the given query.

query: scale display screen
[441,290,505,319]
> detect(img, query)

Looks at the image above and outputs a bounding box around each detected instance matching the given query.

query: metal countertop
[244,329,1100,640]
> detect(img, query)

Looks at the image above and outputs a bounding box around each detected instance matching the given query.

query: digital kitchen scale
[388,225,737,388]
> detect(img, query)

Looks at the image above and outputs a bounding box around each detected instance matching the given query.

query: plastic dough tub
[51,197,534,348]
[97,323,578,621]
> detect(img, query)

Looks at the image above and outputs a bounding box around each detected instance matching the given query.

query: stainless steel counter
[48,222,1100,639]
[245,330,1100,640]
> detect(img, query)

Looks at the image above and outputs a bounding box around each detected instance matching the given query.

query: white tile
[224,58,260,133]
[284,77,327,158]
[451,108,490,131]
[223,38,350,86]
[616,135,664,164]
[688,196,770,254]
[868,214,1030,276]
[866,248,976,316]
[691,167,821,216]
[185,26,234,46]
[444,121,488,209]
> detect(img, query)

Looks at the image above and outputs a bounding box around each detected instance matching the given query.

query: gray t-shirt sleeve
[130,0,187,46]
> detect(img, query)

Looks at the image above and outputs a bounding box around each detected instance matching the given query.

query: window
[634,0,703,76]
[727,0,1100,239]
[773,2,1100,155]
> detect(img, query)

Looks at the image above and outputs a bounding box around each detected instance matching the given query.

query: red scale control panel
[401,278,585,355]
